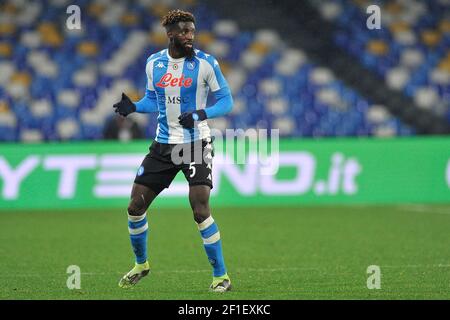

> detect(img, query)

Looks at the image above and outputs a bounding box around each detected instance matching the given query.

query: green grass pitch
[1,204,449,299]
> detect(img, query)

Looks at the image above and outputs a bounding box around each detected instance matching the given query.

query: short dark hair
[161,9,195,30]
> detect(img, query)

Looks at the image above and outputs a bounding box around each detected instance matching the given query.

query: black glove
[113,93,136,117]
[178,109,207,129]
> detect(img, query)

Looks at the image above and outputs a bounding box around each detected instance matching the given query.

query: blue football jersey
[145,49,230,144]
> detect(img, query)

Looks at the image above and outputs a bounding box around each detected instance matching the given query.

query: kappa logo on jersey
[156,73,193,88]
[156,62,164,68]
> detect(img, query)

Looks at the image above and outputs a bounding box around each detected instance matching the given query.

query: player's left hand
[178,110,207,129]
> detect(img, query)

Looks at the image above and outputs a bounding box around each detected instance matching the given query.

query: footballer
[112,9,233,293]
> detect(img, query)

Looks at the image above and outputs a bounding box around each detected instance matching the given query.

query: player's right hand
[113,93,136,117]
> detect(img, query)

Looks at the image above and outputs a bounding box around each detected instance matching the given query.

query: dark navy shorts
[134,138,214,195]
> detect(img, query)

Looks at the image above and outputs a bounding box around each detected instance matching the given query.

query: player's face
[171,21,195,57]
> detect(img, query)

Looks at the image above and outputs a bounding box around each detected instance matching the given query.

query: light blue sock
[128,212,148,264]
[197,216,227,277]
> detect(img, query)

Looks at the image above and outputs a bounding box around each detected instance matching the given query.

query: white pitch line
[381,264,450,268]
[3,264,449,278]
[0,267,328,278]
[394,205,450,215]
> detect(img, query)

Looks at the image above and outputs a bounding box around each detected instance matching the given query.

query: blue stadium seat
[0,0,421,142]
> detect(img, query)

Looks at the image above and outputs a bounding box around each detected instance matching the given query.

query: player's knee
[192,201,210,223]
[127,197,147,217]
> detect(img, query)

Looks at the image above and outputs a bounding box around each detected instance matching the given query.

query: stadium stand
[317,0,450,121]
[2,0,448,142]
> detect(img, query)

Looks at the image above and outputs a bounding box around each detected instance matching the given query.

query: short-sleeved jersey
[145,49,229,144]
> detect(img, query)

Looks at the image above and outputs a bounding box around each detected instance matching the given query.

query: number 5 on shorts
[189,162,196,178]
